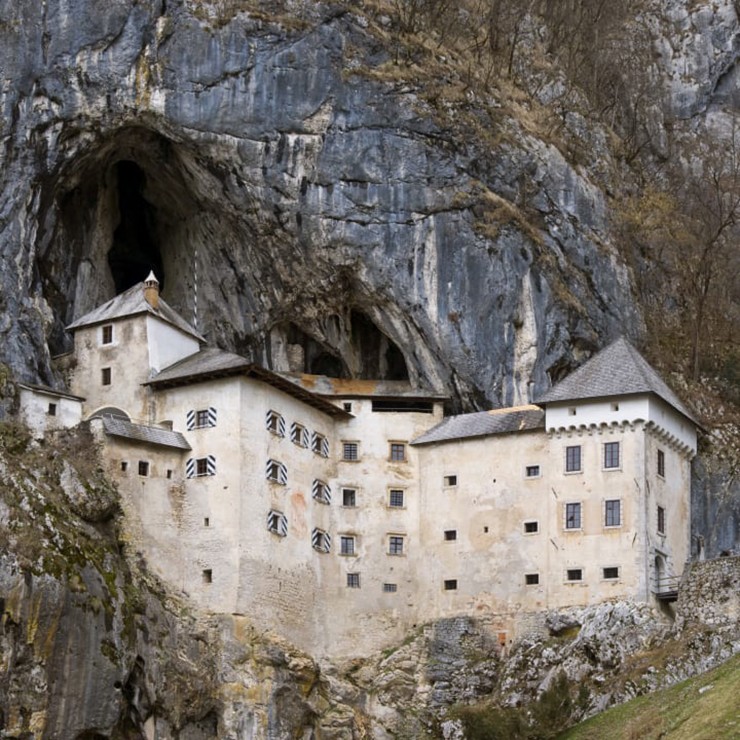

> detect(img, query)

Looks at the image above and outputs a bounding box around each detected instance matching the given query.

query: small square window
[605,499,621,527]
[347,573,360,588]
[390,443,406,462]
[566,568,583,582]
[525,573,539,585]
[568,407,577,416]
[657,449,665,478]
[195,409,210,428]
[343,442,359,461]
[121,461,128,472]
[565,445,582,473]
[340,536,356,556]
[444,475,457,487]
[444,529,457,541]
[604,441,620,469]
[444,579,458,590]
[611,402,620,412]
[47,403,57,416]
[101,367,112,385]
[483,526,489,533]
[565,502,581,530]
[101,325,113,344]
[657,505,666,535]
[388,535,404,555]
[196,458,209,477]
[383,583,397,593]
[166,469,173,480]
[524,521,539,534]
[138,461,149,477]
[389,489,404,508]
[343,402,353,412]
[525,465,540,478]
[603,566,619,580]
[202,569,212,584]
[342,488,356,507]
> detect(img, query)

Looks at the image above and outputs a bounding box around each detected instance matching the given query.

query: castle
[19,275,699,658]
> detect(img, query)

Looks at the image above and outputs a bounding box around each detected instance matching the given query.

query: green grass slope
[561,653,740,740]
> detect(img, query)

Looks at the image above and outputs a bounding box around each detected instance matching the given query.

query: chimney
[143,270,160,309]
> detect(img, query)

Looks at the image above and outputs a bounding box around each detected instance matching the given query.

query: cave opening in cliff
[108,160,165,294]
[350,311,409,381]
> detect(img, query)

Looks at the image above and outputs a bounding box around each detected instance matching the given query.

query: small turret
[143,270,159,309]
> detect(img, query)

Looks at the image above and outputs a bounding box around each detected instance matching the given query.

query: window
[101,324,113,344]
[312,479,331,504]
[266,410,285,437]
[138,461,149,477]
[120,461,128,472]
[565,445,581,473]
[312,432,329,457]
[603,566,620,580]
[187,407,216,430]
[101,367,111,385]
[343,442,359,461]
[265,459,287,485]
[342,488,357,507]
[444,530,457,541]
[605,500,621,527]
[566,568,583,582]
[343,402,353,412]
[568,407,576,416]
[204,517,210,527]
[444,475,457,487]
[524,521,539,534]
[346,573,361,588]
[267,509,288,537]
[657,506,666,534]
[388,535,404,555]
[604,441,620,469]
[311,528,331,553]
[565,503,581,530]
[390,443,406,462]
[340,536,356,556]
[611,402,620,412]
[383,583,397,593]
[444,579,458,590]
[47,403,57,416]
[202,569,212,584]
[388,489,404,508]
[166,469,173,480]
[525,573,540,585]
[187,456,216,478]
[657,449,665,478]
[290,422,309,447]
[525,465,540,478]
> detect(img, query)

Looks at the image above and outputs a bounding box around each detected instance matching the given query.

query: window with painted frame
[266,510,288,537]
[265,459,287,485]
[266,410,285,437]
[290,421,309,447]
[312,479,331,504]
[312,431,329,458]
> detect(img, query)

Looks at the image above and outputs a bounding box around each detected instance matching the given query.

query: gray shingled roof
[535,337,697,424]
[146,347,250,385]
[101,417,191,450]
[67,282,205,342]
[412,405,545,445]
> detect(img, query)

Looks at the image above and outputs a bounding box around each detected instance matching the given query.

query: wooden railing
[654,575,681,601]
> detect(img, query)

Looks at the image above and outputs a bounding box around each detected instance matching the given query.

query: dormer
[536,338,698,457]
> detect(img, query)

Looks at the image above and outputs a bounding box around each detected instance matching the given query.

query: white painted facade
[50,282,698,658]
[17,384,83,435]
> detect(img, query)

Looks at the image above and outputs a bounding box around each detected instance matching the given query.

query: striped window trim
[186,407,217,430]
[311,528,331,553]
[267,509,288,537]
[311,432,329,458]
[266,459,288,485]
[290,422,310,447]
[185,455,216,478]
[312,479,331,504]
[266,410,286,437]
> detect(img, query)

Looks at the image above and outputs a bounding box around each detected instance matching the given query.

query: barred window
[388,535,404,555]
[343,442,359,461]
[383,583,397,593]
[346,573,360,588]
[657,449,665,477]
[390,443,406,462]
[389,489,404,508]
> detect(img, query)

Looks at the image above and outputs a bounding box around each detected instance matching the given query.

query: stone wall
[676,555,740,628]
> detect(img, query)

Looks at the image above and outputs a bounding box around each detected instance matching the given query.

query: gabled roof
[412,405,545,446]
[101,416,191,451]
[66,283,205,342]
[535,337,698,424]
[145,348,352,419]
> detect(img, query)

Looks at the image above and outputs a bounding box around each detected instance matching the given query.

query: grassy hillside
[561,653,740,740]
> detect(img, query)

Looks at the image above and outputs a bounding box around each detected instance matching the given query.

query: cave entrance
[350,311,408,381]
[107,160,164,294]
